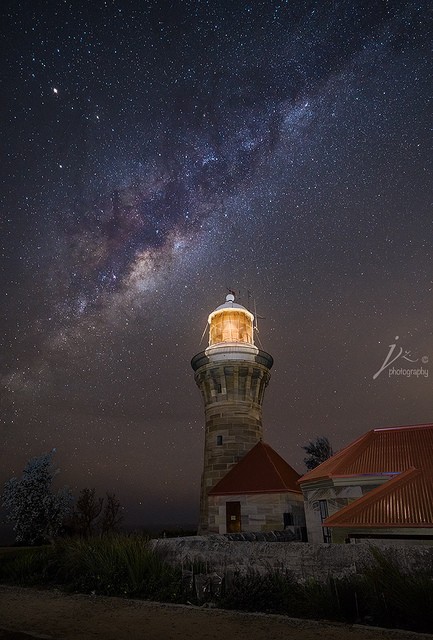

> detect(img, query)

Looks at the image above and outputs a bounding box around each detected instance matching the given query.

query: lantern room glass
[209,310,254,345]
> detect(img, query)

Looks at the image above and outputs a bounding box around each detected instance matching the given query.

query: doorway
[226,501,241,533]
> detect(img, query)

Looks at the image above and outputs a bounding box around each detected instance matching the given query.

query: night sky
[1,1,432,528]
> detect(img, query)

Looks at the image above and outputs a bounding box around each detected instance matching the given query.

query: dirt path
[0,586,430,640]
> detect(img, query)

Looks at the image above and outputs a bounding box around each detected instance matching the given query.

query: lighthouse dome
[207,294,254,347]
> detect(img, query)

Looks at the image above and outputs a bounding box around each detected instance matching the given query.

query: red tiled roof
[299,423,433,483]
[209,441,301,496]
[324,467,433,528]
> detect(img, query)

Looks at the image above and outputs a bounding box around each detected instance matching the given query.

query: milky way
[1,1,432,528]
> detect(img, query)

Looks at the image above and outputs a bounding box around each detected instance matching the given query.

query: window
[318,500,331,543]
[283,512,294,527]
[318,499,328,520]
[216,435,223,446]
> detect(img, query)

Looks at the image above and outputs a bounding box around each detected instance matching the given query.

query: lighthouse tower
[191,293,273,534]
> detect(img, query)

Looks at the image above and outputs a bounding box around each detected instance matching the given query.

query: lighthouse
[191,293,274,534]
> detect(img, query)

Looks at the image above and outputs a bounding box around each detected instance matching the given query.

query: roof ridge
[374,423,433,432]
[262,441,285,482]
[331,429,375,474]
[264,441,299,490]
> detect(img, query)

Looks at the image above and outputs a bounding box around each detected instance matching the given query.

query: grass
[56,535,184,601]
[362,546,433,631]
[0,536,183,601]
[0,537,432,633]
[0,546,54,585]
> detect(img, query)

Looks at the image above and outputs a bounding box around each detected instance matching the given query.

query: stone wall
[208,492,305,535]
[151,536,433,583]
[193,355,272,534]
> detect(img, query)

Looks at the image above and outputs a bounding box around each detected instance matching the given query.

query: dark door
[226,501,241,533]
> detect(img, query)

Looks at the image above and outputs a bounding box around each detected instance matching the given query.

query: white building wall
[302,483,368,543]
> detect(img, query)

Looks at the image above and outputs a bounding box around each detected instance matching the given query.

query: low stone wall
[151,535,433,582]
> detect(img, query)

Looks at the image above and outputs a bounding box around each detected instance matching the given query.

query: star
[0,0,431,530]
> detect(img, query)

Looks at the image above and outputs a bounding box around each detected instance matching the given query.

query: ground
[0,586,431,640]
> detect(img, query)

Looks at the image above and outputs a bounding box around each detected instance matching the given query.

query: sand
[0,585,430,640]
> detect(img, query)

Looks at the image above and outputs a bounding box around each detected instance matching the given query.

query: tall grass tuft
[52,535,183,600]
[363,546,433,632]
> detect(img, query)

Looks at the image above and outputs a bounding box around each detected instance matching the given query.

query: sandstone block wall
[208,492,305,535]
[194,358,271,533]
[152,536,433,583]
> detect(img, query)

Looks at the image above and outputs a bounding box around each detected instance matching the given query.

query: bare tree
[100,493,123,535]
[74,488,103,537]
[302,436,333,471]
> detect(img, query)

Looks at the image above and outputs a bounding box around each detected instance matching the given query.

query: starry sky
[1,0,432,528]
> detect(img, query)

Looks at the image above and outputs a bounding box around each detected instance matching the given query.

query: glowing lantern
[207,294,254,346]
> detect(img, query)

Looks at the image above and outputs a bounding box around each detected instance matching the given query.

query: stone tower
[191,293,273,534]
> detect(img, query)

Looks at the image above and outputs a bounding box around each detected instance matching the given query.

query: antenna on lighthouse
[253,298,265,349]
[199,323,208,346]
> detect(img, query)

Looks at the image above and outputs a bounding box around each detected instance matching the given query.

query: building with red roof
[298,423,433,544]
[208,441,305,534]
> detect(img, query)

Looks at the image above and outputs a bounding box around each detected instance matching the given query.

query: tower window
[216,435,223,446]
[217,383,222,393]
